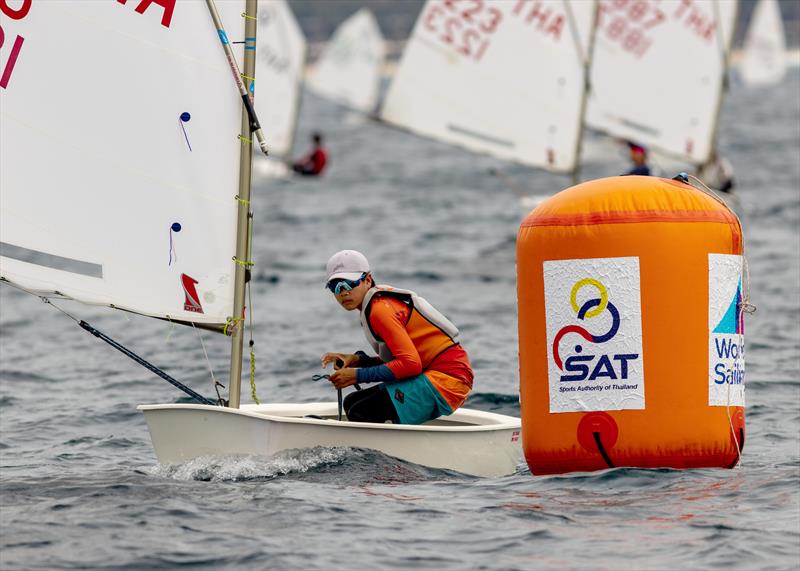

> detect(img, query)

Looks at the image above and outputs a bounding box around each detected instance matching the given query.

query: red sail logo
[181,273,203,314]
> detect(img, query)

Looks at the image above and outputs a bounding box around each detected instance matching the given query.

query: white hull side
[138,403,522,478]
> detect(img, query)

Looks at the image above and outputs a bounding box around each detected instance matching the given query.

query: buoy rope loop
[684,173,747,469]
[593,432,615,469]
[684,173,755,313]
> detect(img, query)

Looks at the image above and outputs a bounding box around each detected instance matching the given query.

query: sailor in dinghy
[321,250,473,425]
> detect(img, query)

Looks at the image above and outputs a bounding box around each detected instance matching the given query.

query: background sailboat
[253,0,307,179]
[379,0,596,176]
[585,0,738,167]
[306,8,386,115]
[739,0,787,86]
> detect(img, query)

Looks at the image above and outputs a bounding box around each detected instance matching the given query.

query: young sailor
[321,250,473,424]
[624,141,652,176]
[292,132,328,176]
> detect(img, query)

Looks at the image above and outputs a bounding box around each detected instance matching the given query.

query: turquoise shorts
[383,374,453,425]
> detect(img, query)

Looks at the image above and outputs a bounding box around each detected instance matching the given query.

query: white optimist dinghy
[306,8,386,115]
[139,403,522,478]
[739,0,787,87]
[586,0,738,166]
[0,0,521,478]
[380,0,597,176]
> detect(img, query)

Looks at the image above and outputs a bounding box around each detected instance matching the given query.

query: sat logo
[543,257,645,413]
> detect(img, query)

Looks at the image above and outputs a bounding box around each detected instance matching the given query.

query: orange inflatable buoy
[517,176,746,475]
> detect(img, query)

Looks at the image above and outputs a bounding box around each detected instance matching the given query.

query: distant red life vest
[309,148,327,175]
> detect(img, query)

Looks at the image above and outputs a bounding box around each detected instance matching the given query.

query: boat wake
[145,445,466,483]
[147,446,352,482]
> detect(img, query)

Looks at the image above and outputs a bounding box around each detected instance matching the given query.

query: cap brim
[326,271,364,283]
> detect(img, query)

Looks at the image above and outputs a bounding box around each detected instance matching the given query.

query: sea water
[1,73,798,570]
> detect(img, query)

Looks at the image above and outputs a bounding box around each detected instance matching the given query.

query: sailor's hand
[321,352,358,370]
[329,368,357,389]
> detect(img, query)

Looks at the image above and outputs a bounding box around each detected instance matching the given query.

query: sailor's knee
[343,391,360,410]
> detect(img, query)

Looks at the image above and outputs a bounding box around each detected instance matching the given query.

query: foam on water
[148,447,352,482]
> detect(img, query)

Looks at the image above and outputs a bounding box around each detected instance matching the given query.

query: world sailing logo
[553,278,638,383]
[708,254,745,406]
[181,274,204,314]
[544,257,645,413]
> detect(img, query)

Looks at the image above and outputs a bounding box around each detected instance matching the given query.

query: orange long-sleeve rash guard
[367,296,422,380]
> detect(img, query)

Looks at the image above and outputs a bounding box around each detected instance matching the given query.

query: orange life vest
[360,285,459,368]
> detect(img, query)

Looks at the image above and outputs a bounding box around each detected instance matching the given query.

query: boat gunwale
[137,403,521,433]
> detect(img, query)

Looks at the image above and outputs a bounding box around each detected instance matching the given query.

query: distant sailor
[292,131,328,176]
[320,250,473,424]
[624,141,652,176]
[696,148,735,194]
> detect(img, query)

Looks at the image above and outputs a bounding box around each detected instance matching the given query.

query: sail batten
[1,242,103,279]
[0,1,247,326]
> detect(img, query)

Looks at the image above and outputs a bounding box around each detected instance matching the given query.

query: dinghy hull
[138,403,522,477]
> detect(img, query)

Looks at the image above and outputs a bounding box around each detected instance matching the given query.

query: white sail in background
[380,0,595,172]
[0,1,245,327]
[740,0,787,86]
[307,8,386,113]
[586,0,737,165]
[255,0,306,159]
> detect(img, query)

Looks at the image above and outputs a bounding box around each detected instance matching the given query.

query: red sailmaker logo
[181,273,203,314]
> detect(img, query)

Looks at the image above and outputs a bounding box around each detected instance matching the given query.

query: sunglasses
[327,273,367,295]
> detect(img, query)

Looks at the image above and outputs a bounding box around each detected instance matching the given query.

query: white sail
[740,0,787,86]
[380,0,595,172]
[586,0,737,165]
[307,8,385,113]
[255,0,306,159]
[0,0,246,327]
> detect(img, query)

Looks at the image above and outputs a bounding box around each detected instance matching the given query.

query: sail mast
[564,0,598,186]
[705,0,738,167]
[227,0,258,409]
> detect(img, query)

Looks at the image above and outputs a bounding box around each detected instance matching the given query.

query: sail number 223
[422,0,502,62]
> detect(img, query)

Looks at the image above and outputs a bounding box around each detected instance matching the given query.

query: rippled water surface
[1,72,799,570]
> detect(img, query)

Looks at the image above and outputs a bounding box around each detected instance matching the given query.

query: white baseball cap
[325,250,370,283]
